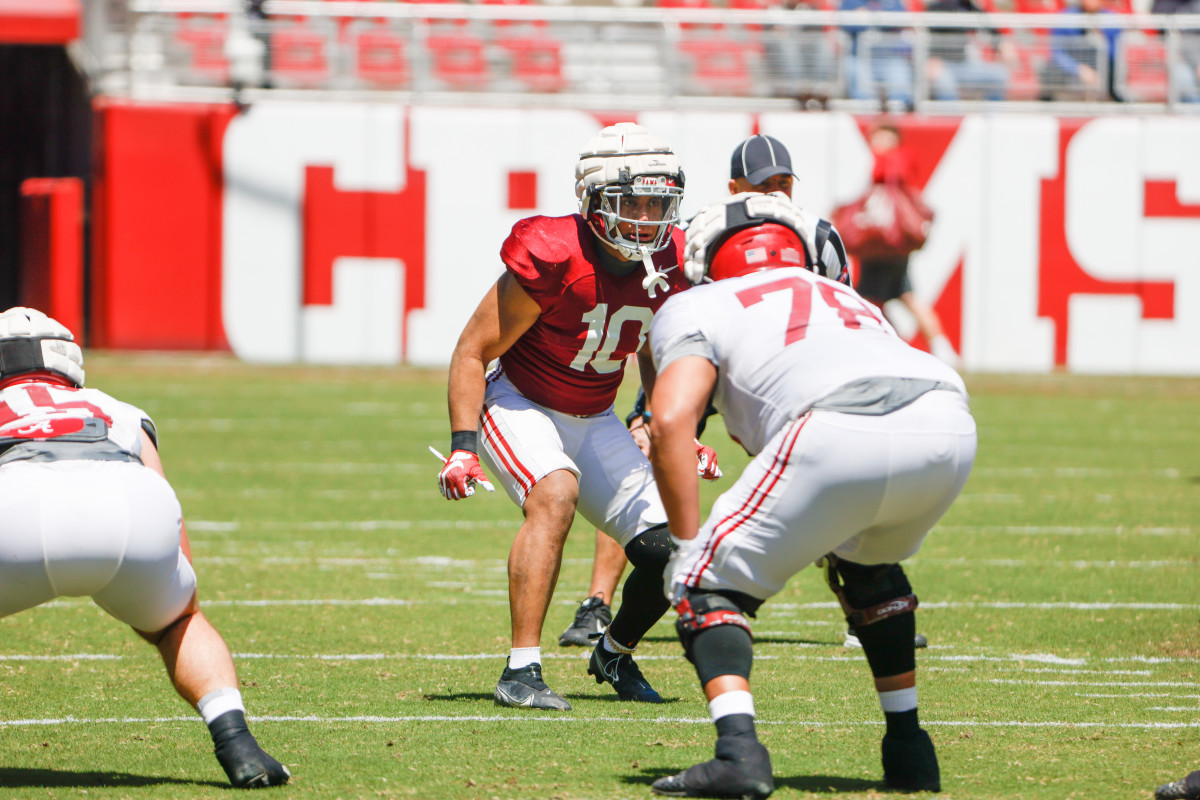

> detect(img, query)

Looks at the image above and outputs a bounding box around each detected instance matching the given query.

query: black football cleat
[652,736,773,799]
[588,641,664,703]
[882,728,941,792]
[494,661,572,710]
[209,711,291,788]
[559,596,613,647]
[1156,770,1200,800]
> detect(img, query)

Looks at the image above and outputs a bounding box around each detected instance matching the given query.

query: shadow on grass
[624,767,883,793]
[423,692,497,702]
[0,767,225,789]
[639,633,839,647]
[561,693,683,705]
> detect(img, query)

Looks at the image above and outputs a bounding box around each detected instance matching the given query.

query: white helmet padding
[575,122,685,262]
[684,191,821,285]
[0,307,85,387]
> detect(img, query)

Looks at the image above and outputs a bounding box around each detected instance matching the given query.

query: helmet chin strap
[640,246,670,298]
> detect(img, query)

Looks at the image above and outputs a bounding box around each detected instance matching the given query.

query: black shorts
[855,256,912,304]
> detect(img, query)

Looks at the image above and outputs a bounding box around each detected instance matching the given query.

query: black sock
[715,713,757,739]
[885,707,921,737]
[208,708,251,745]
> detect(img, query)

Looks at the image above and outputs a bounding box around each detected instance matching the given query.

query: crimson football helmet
[0,307,84,388]
[575,123,685,262]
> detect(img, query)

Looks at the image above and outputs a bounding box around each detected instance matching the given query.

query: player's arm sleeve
[821,222,852,287]
[500,218,570,312]
[650,298,718,376]
[140,417,159,448]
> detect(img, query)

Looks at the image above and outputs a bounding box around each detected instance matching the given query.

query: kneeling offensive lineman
[0,308,289,788]
[646,194,977,798]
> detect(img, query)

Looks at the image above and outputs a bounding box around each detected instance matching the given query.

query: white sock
[878,686,918,714]
[197,687,245,725]
[508,646,541,670]
[709,689,755,721]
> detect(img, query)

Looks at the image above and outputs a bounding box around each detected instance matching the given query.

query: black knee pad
[675,590,755,656]
[690,622,754,685]
[625,524,673,572]
[823,556,917,628]
[856,611,917,678]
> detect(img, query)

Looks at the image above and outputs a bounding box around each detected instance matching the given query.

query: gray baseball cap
[730,135,794,185]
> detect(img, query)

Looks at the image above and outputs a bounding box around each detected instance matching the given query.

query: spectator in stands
[841,0,916,109]
[762,0,840,104]
[1041,0,1123,100]
[856,124,961,369]
[925,0,1018,100]
[1151,0,1200,102]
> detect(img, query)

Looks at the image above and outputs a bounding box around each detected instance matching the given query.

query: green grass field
[1,354,1197,799]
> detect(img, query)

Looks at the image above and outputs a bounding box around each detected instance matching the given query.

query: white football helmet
[575,123,685,262]
[0,307,84,387]
[684,191,821,285]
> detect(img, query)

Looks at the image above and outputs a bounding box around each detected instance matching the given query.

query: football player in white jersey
[645,194,977,798]
[0,308,289,789]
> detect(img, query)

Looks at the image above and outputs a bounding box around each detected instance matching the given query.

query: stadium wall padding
[91,101,1200,374]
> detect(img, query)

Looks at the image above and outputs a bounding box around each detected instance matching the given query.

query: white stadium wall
[91,102,1200,374]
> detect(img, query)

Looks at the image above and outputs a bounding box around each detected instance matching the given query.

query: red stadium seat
[678,36,756,94]
[174,15,231,83]
[1119,36,1169,101]
[427,34,490,88]
[498,35,567,92]
[270,21,333,86]
[354,24,412,87]
[995,39,1049,100]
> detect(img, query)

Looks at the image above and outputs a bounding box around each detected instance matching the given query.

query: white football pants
[479,373,667,548]
[0,460,197,632]
[669,389,977,600]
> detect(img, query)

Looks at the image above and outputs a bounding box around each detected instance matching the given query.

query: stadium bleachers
[106,0,1200,109]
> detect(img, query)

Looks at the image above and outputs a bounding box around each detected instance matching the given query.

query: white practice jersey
[0,381,154,461]
[649,267,966,457]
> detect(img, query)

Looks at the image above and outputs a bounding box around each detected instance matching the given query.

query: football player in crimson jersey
[438,122,708,710]
[559,133,850,652]
[0,307,289,788]
[646,193,976,798]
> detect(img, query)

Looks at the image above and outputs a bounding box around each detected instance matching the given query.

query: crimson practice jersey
[499,214,688,416]
[0,381,154,462]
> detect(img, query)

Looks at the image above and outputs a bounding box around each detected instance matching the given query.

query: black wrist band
[450,430,478,454]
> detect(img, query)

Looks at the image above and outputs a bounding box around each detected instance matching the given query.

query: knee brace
[674,591,753,660]
[821,554,917,628]
[822,555,919,678]
[625,524,672,572]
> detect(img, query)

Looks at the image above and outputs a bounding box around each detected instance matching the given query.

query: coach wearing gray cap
[729,134,795,197]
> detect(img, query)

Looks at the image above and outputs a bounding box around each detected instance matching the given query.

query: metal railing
[75,0,1200,112]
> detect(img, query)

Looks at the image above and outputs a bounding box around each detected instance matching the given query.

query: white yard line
[0,714,1195,729]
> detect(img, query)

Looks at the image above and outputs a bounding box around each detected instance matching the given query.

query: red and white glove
[435,449,494,500]
[695,439,722,481]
